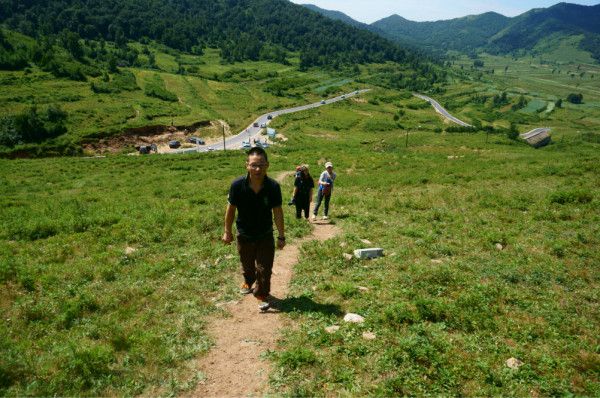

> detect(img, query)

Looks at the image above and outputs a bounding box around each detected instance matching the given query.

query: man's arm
[222,203,236,244]
[273,206,286,249]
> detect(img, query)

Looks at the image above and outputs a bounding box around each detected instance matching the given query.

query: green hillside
[371,3,600,62]
[1,1,599,396]
[372,12,510,54]
[0,0,413,68]
[0,24,444,157]
[1,85,598,395]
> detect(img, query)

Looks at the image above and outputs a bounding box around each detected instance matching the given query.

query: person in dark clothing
[222,147,285,311]
[291,165,314,219]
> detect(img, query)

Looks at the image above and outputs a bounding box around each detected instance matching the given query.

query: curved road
[174,89,371,154]
[413,93,472,127]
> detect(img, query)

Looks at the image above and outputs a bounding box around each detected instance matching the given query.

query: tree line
[0,0,420,69]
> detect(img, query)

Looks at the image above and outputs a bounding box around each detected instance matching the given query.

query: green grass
[264,91,599,396]
[0,46,357,151]
[1,52,599,396]
[0,152,312,396]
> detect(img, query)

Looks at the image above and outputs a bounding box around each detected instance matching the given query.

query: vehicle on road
[253,122,259,127]
[267,115,272,120]
[341,95,346,99]
[187,137,205,145]
[241,141,251,149]
[168,140,181,149]
[260,123,266,128]
[321,100,326,104]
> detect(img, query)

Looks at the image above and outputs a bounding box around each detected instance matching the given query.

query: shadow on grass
[267,295,343,316]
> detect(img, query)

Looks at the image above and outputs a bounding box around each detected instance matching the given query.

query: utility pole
[222,123,226,151]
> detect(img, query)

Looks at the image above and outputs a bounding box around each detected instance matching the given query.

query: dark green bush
[0,106,68,148]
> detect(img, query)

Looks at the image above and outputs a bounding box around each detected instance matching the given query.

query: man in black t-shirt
[222,147,285,311]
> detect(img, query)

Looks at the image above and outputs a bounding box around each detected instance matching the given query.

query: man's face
[326,166,333,173]
[246,153,269,178]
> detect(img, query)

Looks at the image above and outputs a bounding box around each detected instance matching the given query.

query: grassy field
[1,49,599,395]
[0,47,358,150]
[266,94,599,396]
[446,53,600,136]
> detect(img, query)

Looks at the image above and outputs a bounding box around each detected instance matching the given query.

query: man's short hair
[247,146,268,162]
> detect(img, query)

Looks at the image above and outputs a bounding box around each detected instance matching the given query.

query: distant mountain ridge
[303,2,600,62]
[372,12,510,53]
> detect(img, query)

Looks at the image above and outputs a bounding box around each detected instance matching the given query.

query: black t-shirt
[228,174,282,239]
[294,176,315,200]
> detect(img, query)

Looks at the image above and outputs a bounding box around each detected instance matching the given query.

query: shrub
[91,70,138,93]
[566,93,583,104]
[0,106,68,148]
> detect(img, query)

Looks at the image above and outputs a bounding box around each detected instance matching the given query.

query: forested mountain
[488,3,600,60]
[369,2,600,62]
[301,4,374,30]
[0,0,415,68]
[372,12,511,54]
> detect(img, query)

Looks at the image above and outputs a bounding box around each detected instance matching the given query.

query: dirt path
[187,173,341,397]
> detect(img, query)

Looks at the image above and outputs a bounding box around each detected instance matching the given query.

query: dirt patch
[186,173,342,397]
[82,120,232,155]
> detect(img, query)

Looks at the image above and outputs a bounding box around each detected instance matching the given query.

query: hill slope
[372,12,510,54]
[371,2,600,62]
[488,2,600,60]
[0,0,414,68]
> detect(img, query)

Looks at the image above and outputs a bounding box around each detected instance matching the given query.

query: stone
[339,242,348,248]
[505,357,524,369]
[496,243,504,251]
[343,253,354,261]
[354,248,384,259]
[343,313,365,323]
[357,286,369,292]
[431,259,443,264]
[325,325,340,334]
[360,239,372,245]
[362,331,376,340]
[125,246,137,255]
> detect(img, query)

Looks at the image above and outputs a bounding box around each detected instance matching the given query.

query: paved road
[174,89,371,154]
[413,93,472,127]
[520,127,550,139]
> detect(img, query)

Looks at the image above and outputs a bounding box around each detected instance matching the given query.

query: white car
[241,141,251,149]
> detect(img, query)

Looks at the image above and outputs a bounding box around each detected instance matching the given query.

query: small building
[520,128,551,148]
[266,128,277,139]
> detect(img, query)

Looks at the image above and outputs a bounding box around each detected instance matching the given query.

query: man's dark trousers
[236,235,275,298]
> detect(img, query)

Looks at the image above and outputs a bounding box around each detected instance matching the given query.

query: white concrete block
[353,248,384,259]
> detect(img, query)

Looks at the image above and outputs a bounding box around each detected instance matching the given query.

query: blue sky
[290,0,600,23]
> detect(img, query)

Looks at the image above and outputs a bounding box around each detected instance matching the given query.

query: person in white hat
[312,161,336,220]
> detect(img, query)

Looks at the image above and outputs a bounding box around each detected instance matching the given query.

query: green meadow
[446,52,600,137]
[1,51,599,395]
